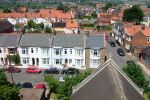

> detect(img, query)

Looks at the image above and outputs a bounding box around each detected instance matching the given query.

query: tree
[27,20,36,28]
[102,3,113,11]
[7,54,20,65]
[91,11,97,18]
[0,69,8,85]
[44,27,52,33]
[39,23,44,29]
[3,8,12,13]
[123,6,144,24]
[96,25,101,32]
[57,3,69,13]
[45,75,60,94]
[0,70,19,100]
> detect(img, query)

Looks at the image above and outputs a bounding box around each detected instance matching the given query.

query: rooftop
[71,59,144,100]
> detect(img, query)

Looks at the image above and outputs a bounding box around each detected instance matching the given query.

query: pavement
[106,40,150,81]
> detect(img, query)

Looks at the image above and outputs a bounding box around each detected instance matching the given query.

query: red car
[5,66,21,73]
[26,66,42,74]
[35,83,46,89]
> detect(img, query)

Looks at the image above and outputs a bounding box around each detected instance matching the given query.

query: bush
[123,63,150,92]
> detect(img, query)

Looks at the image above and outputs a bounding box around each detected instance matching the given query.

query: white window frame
[54,59,62,65]
[42,58,49,65]
[76,49,83,56]
[147,37,150,43]
[31,48,34,53]
[42,48,49,56]
[75,59,83,66]
[54,49,61,55]
[70,49,72,54]
[92,50,99,56]
[91,59,99,66]
[22,48,28,54]
[22,58,29,64]
[64,49,67,54]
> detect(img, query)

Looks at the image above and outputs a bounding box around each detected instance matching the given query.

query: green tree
[7,54,20,65]
[0,85,20,100]
[0,70,19,100]
[45,75,60,93]
[57,3,69,12]
[44,27,52,33]
[28,20,36,28]
[39,23,44,29]
[123,6,144,24]
[102,3,113,11]
[91,11,97,18]
[3,8,12,13]
[96,25,101,32]
[0,69,8,85]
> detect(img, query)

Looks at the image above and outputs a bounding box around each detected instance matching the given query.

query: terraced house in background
[0,33,106,69]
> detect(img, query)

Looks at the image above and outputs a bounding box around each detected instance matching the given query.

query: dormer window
[147,37,150,43]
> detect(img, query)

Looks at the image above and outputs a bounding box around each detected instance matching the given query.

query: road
[106,40,150,81]
[5,69,64,86]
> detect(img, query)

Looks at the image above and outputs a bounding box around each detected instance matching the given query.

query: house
[64,19,79,34]
[112,21,124,45]
[124,25,141,50]
[71,59,144,100]
[141,15,150,27]
[130,27,150,58]
[52,34,105,69]
[0,20,14,33]
[18,34,53,68]
[0,33,105,69]
[52,22,66,32]
[0,34,21,65]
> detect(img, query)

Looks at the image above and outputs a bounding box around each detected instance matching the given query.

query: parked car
[110,41,116,47]
[61,67,79,75]
[35,83,46,89]
[59,76,65,82]
[117,48,125,56]
[5,66,21,73]
[127,60,135,65]
[26,66,42,74]
[44,67,60,74]
[22,82,33,88]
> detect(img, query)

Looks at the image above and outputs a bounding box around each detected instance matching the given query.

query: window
[4,48,6,53]
[9,48,14,54]
[36,48,38,53]
[93,50,99,56]
[42,48,48,55]
[31,48,34,53]
[76,59,83,66]
[54,59,62,64]
[42,58,49,65]
[69,59,72,64]
[22,48,28,54]
[64,49,67,54]
[22,58,29,64]
[147,37,150,43]
[76,49,83,56]
[0,48,1,53]
[70,49,72,54]
[54,49,61,55]
[91,60,99,66]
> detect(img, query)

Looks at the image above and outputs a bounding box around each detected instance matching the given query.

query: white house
[18,34,53,68]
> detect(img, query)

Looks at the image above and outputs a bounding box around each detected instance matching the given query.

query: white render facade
[0,34,105,69]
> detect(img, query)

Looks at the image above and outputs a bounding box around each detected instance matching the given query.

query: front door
[32,58,35,65]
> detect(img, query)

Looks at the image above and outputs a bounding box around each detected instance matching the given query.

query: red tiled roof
[125,25,141,36]
[66,19,78,28]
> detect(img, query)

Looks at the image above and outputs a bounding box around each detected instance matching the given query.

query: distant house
[52,22,66,32]
[0,34,21,65]
[64,20,79,34]
[72,59,144,100]
[0,20,14,33]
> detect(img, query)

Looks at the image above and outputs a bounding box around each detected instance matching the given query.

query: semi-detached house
[0,33,105,69]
